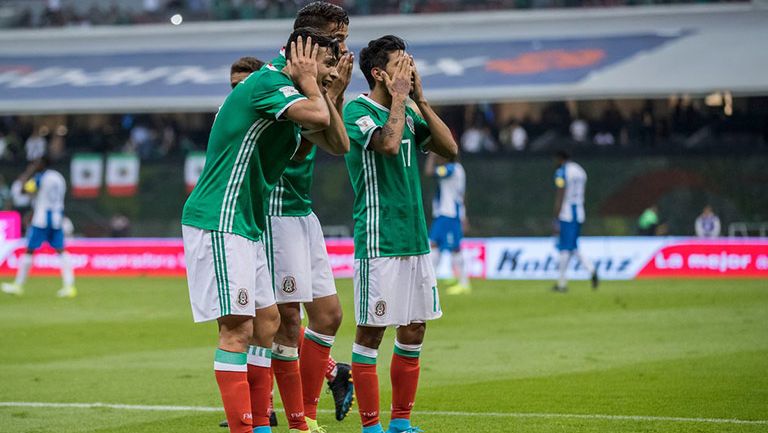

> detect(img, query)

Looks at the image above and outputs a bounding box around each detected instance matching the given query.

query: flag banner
[184,152,206,193]
[106,153,140,197]
[70,153,103,198]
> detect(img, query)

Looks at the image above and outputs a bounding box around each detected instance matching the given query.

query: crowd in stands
[453,97,768,154]
[0,97,765,166]
[1,0,747,29]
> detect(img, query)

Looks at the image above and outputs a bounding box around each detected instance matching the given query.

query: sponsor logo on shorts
[237,288,249,306]
[282,276,297,294]
[374,300,387,317]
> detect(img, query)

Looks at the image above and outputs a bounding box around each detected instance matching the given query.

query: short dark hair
[284,27,340,64]
[294,1,349,31]
[359,35,406,89]
[555,150,570,160]
[230,56,264,76]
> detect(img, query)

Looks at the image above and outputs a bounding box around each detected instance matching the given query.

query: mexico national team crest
[282,276,297,294]
[374,300,387,317]
[406,115,415,134]
[237,288,249,306]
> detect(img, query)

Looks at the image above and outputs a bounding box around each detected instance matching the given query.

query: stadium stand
[0,0,751,29]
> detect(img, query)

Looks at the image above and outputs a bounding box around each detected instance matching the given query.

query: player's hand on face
[409,55,424,102]
[381,52,412,98]
[327,52,354,101]
[287,36,319,84]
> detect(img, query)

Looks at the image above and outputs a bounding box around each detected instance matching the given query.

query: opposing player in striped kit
[181,29,345,433]
[343,36,458,433]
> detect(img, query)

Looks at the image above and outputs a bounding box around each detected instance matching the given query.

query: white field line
[0,402,766,426]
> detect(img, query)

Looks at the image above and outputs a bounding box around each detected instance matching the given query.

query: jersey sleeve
[554,167,566,189]
[344,103,383,150]
[249,70,307,120]
[411,110,432,151]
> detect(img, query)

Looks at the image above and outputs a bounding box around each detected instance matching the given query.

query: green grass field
[1,277,767,433]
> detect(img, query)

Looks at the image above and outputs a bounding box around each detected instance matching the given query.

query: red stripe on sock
[272,358,308,430]
[390,353,420,420]
[215,370,253,433]
[247,364,272,428]
[300,335,332,420]
[352,361,380,427]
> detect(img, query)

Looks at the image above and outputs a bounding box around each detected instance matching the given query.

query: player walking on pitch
[343,35,458,433]
[181,29,344,433]
[552,150,599,292]
[2,157,76,298]
[426,153,470,295]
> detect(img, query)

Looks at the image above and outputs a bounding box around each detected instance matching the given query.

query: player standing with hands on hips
[343,35,458,433]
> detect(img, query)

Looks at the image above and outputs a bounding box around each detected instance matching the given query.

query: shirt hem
[180,222,263,242]
[354,249,431,260]
[267,208,313,218]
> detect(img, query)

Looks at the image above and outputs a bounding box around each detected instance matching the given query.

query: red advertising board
[0,237,765,279]
[636,240,768,279]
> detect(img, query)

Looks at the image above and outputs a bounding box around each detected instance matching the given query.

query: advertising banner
[0,211,21,241]
[0,237,765,279]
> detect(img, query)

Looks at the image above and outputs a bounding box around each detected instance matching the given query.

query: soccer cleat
[1,283,23,296]
[387,418,424,433]
[591,270,600,290]
[362,424,386,433]
[388,427,423,433]
[220,411,278,428]
[446,283,471,295]
[328,362,354,421]
[57,286,77,298]
[551,284,568,293]
[306,417,328,433]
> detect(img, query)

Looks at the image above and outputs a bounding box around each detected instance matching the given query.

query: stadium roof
[0,4,767,114]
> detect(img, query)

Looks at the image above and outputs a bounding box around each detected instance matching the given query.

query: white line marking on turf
[1,402,766,426]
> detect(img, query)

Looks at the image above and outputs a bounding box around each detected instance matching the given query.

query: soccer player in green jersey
[261,3,357,432]
[181,28,345,433]
[343,35,458,433]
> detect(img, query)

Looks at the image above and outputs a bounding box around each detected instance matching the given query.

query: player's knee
[355,326,386,349]
[314,304,343,334]
[259,305,281,334]
[217,317,253,351]
[277,304,302,332]
[397,322,426,345]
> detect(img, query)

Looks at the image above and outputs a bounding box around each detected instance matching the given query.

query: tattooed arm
[368,53,412,156]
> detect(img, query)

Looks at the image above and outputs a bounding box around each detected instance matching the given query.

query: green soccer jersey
[344,94,433,259]
[265,53,315,217]
[181,65,306,240]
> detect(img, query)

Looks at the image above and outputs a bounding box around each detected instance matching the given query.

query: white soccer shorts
[353,254,442,327]
[182,225,275,323]
[265,212,337,304]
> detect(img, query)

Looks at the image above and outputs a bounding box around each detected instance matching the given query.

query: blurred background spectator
[695,205,721,238]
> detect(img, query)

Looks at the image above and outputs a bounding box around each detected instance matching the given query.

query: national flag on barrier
[70,153,103,198]
[184,152,206,193]
[106,153,140,197]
